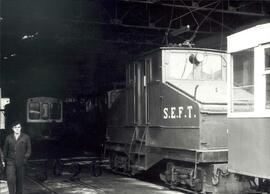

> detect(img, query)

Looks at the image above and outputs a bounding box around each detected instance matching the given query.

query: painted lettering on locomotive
[163,105,196,119]
[105,46,237,193]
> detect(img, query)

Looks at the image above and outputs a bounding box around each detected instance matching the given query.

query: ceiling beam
[119,0,269,17]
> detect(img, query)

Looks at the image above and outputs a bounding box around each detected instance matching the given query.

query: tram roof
[227,23,270,53]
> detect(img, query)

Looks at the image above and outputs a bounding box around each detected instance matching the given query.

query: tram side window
[265,47,270,109]
[232,49,254,112]
[29,102,40,120]
[51,103,61,120]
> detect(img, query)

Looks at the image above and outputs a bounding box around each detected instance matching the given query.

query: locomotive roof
[135,46,226,59]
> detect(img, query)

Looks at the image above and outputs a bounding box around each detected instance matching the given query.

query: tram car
[227,23,270,192]
[105,46,239,193]
[5,96,107,159]
[4,97,64,158]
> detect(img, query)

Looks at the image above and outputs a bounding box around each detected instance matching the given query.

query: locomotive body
[227,23,270,188]
[106,47,242,193]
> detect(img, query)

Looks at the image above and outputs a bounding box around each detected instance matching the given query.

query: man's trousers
[6,163,24,194]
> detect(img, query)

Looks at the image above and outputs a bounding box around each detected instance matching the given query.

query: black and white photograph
[0,1,270,193]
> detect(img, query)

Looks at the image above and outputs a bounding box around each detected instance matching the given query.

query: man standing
[3,121,31,194]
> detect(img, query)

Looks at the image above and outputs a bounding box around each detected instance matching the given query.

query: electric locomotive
[227,23,270,192]
[105,46,243,193]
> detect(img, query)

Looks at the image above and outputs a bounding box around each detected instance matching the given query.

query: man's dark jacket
[3,133,31,166]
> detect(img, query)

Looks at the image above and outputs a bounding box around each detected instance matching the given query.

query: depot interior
[0,0,270,157]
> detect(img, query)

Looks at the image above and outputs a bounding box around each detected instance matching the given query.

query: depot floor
[21,168,184,194]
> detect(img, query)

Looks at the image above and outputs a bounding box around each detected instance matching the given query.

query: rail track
[26,176,60,194]
[26,175,106,194]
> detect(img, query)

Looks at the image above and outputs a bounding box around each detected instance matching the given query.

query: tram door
[135,59,151,125]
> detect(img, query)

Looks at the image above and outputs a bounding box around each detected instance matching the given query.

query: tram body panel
[227,23,270,182]
[229,118,270,179]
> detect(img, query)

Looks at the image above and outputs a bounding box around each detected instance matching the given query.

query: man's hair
[11,120,22,127]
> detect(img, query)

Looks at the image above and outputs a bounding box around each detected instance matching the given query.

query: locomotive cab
[106,46,237,193]
[227,23,270,190]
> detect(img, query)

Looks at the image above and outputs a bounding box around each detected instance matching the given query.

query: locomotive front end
[106,46,245,193]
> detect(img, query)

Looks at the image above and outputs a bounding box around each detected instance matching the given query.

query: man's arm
[25,135,31,159]
[0,147,3,157]
[2,137,9,167]
[0,148,4,167]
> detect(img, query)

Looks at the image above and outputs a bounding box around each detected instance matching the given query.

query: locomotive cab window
[168,51,226,81]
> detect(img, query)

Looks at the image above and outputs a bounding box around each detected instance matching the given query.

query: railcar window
[41,103,49,120]
[50,103,61,120]
[29,102,40,120]
[231,49,254,112]
[265,47,270,109]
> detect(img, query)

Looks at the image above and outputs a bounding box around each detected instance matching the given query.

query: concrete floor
[23,169,184,194]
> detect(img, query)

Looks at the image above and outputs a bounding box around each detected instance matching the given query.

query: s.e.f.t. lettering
[163,106,196,119]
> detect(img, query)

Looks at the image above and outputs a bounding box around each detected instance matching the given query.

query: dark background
[1,0,270,99]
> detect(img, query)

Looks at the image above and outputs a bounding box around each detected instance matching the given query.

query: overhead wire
[188,0,221,43]
[162,0,221,46]
[162,0,175,45]
[219,0,224,50]
[180,0,199,26]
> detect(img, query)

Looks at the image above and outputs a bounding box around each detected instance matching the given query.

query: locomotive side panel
[107,89,126,126]
[200,113,228,150]
[126,87,135,125]
[147,83,200,150]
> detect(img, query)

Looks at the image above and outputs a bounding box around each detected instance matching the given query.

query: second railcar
[15,97,63,158]
[106,47,246,193]
[227,23,270,192]
[5,96,108,159]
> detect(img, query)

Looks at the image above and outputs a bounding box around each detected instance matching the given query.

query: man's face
[12,124,22,134]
